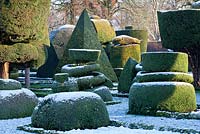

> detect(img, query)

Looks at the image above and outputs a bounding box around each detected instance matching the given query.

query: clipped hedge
[110,44,140,68]
[136,71,194,83]
[141,52,188,73]
[0,88,38,119]
[54,73,69,83]
[91,19,116,44]
[61,64,100,77]
[129,82,196,115]
[31,92,110,131]
[92,86,113,102]
[68,49,101,63]
[157,9,200,49]
[116,28,148,53]
[0,79,22,90]
[118,58,138,93]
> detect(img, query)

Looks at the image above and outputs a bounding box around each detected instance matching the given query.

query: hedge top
[158,9,200,49]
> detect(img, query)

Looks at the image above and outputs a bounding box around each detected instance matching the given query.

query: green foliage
[158,9,200,49]
[0,0,50,67]
[0,89,38,119]
[118,58,138,93]
[129,82,197,115]
[58,9,117,81]
[136,71,194,83]
[141,52,188,73]
[31,92,110,131]
[110,44,140,68]
[54,73,69,83]
[116,29,148,53]
[91,19,116,44]
[0,78,22,90]
[92,86,113,102]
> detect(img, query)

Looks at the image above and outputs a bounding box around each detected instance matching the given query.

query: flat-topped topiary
[54,73,69,83]
[0,88,38,119]
[31,92,110,131]
[68,49,101,63]
[0,79,22,90]
[136,71,194,83]
[141,52,188,73]
[92,86,113,102]
[129,82,196,115]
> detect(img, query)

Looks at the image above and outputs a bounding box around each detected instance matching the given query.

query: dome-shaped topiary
[31,92,110,131]
[129,82,196,115]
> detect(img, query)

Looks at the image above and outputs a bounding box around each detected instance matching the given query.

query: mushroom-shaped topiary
[31,92,110,131]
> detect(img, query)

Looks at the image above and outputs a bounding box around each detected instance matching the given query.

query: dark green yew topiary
[141,52,188,73]
[116,28,148,53]
[92,86,113,102]
[118,58,138,93]
[0,0,50,68]
[129,82,196,115]
[31,92,110,131]
[54,73,69,83]
[135,71,194,83]
[59,9,117,81]
[0,79,22,90]
[110,44,140,68]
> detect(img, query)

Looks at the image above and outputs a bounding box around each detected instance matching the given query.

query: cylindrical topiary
[141,52,188,73]
[157,9,200,89]
[136,71,194,83]
[0,88,38,119]
[91,19,116,44]
[129,82,196,115]
[0,79,22,90]
[116,28,148,53]
[92,86,113,102]
[110,44,141,68]
[54,73,69,83]
[31,92,110,131]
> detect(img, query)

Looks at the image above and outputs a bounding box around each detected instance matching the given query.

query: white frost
[132,81,193,86]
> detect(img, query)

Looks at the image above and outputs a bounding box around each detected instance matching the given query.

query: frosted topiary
[92,86,113,102]
[0,89,38,119]
[129,82,196,115]
[31,92,110,131]
[0,79,22,90]
[54,73,69,83]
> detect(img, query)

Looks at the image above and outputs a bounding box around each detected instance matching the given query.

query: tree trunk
[0,62,9,79]
[25,64,30,88]
[184,46,200,90]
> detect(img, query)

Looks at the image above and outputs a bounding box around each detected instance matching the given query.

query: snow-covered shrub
[54,73,69,83]
[0,89,38,119]
[141,52,188,73]
[129,82,196,115]
[31,92,110,131]
[135,71,193,83]
[92,86,113,102]
[0,79,22,90]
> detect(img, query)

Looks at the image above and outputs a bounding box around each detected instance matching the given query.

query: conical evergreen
[59,9,117,81]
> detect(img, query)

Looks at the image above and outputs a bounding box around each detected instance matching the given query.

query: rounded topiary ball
[93,86,113,102]
[129,82,196,115]
[31,92,110,131]
[0,88,38,119]
[0,79,22,90]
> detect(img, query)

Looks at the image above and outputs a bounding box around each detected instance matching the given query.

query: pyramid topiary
[59,9,117,81]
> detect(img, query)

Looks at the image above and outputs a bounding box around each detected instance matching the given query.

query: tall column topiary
[0,0,50,80]
[158,9,200,89]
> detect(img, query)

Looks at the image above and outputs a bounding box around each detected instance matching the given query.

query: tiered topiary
[0,0,50,78]
[116,26,148,53]
[31,92,110,131]
[52,49,113,102]
[58,9,117,82]
[0,79,38,119]
[129,52,197,115]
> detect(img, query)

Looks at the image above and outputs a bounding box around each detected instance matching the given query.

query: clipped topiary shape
[61,64,100,77]
[58,9,117,81]
[54,73,69,83]
[110,44,140,68]
[0,0,50,68]
[0,88,38,119]
[112,35,141,45]
[116,28,148,53]
[92,86,113,102]
[68,49,101,63]
[31,92,110,131]
[91,19,116,44]
[52,78,79,93]
[118,58,138,93]
[136,71,194,83]
[0,79,22,90]
[129,82,196,115]
[141,52,188,73]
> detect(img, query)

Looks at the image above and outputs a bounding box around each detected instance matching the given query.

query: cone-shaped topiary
[157,9,200,89]
[58,9,117,82]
